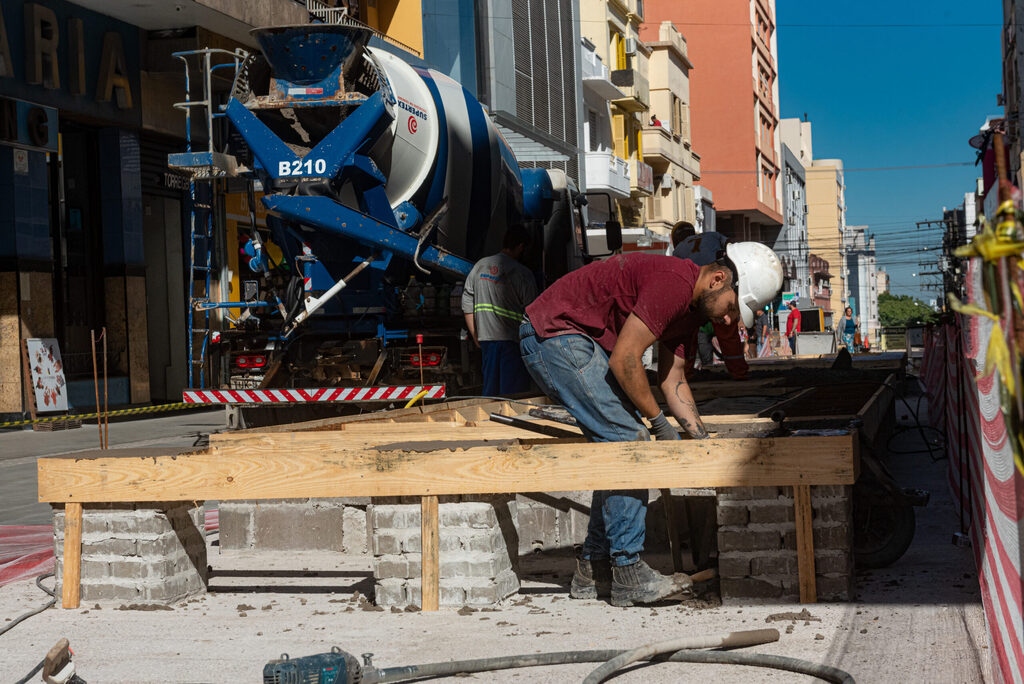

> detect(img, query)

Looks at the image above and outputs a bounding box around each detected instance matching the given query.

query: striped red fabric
[182,385,446,404]
[924,259,1024,683]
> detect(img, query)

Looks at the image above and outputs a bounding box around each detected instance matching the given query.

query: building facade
[645,0,783,244]
[806,157,846,319]
[580,36,631,228]
[845,225,879,347]
[638,20,701,242]
[0,0,308,419]
[580,0,654,233]
[778,118,812,300]
[808,253,833,315]
[1002,0,1024,189]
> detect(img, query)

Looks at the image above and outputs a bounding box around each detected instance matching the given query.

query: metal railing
[304,1,422,57]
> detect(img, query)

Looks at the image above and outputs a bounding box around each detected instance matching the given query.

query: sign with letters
[0,95,58,151]
[0,0,141,127]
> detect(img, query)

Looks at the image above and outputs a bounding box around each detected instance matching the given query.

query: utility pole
[921,216,958,309]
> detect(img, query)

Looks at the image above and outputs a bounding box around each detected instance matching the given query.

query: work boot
[610,559,685,607]
[569,556,612,599]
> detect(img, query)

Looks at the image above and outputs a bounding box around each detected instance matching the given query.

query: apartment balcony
[610,68,650,112]
[585,151,631,199]
[641,126,681,167]
[630,158,654,196]
[581,43,626,100]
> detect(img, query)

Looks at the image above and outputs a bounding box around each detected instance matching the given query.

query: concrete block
[814,552,853,576]
[813,499,852,524]
[217,504,254,550]
[371,504,420,530]
[815,574,854,600]
[89,538,139,557]
[516,506,557,554]
[82,582,145,603]
[720,577,783,601]
[342,506,369,554]
[716,503,749,526]
[374,578,407,607]
[717,529,780,552]
[716,555,751,578]
[372,532,402,556]
[440,502,498,528]
[750,554,798,577]
[465,570,520,605]
[747,503,794,524]
[253,503,344,551]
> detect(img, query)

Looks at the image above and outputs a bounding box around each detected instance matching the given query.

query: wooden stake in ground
[90,330,103,449]
[421,495,439,611]
[62,502,82,609]
[102,327,109,449]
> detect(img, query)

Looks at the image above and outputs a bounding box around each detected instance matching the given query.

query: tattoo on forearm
[674,382,709,439]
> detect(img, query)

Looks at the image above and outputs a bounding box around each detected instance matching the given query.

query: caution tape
[0,402,203,429]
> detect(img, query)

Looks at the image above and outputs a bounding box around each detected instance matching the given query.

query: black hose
[13,659,45,684]
[369,647,855,683]
[0,573,56,638]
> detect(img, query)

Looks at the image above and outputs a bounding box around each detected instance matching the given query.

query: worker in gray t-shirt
[462,226,537,395]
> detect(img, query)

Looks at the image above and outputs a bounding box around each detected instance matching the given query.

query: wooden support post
[660,488,684,573]
[793,485,817,603]
[421,495,439,611]
[62,503,82,609]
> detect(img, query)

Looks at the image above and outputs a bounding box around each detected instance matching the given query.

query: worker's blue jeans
[519,319,650,566]
[481,340,532,396]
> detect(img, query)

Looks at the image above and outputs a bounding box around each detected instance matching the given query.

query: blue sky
[775,1,1004,301]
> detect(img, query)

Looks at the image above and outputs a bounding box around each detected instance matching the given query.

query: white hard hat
[725,242,784,328]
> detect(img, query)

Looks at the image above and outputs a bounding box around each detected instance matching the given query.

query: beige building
[580,0,655,232]
[639,21,701,241]
[806,158,847,319]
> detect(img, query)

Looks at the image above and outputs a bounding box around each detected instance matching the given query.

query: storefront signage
[0,1,141,127]
[0,94,58,151]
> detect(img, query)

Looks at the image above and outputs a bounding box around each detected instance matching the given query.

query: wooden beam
[421,495,439,611]
[62,503,82,609]
[209,422,564,447]
[38,434,856,503]
[793,485,817,604]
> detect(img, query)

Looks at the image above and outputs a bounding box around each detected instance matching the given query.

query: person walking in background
[785,296,801,355]
[755,308,772,357]
[837,306,859,352]
[462,225,537,395]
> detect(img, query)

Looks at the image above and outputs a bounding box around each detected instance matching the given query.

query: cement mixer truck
[170,23,619,404]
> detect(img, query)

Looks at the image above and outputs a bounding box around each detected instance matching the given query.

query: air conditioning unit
[660,174,673,190]
[624,37,638,55]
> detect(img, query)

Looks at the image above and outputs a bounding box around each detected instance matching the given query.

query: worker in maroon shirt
[518,245,782,607]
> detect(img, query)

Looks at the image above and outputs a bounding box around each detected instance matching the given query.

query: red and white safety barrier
[182,384,446,404]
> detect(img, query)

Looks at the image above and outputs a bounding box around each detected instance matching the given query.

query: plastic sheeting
[0,509,219,589]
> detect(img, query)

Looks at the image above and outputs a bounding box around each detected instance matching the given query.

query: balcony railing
[581,45,626,100]
[585,151,631,199]
[629,158,654,195]
[610,68,649,112]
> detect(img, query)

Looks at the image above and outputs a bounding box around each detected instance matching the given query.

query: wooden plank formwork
[39,374,897,610]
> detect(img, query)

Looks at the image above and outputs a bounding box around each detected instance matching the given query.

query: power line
[701,162,975,174]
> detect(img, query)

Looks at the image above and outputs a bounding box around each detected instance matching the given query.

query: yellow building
[580,0,654,229]
[805,158,846,319]
[640,21,701,241]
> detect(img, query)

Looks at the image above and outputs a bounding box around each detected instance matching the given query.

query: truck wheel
[853,488,916,569]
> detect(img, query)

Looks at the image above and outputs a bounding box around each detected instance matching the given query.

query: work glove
[649,411,681,441]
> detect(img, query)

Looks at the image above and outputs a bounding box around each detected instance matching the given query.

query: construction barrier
[923,257,1024,683]
[182,384,446,404]
[0,402,204,429]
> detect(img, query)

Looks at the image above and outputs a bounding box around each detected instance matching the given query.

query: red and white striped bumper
[182,385,447,404]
